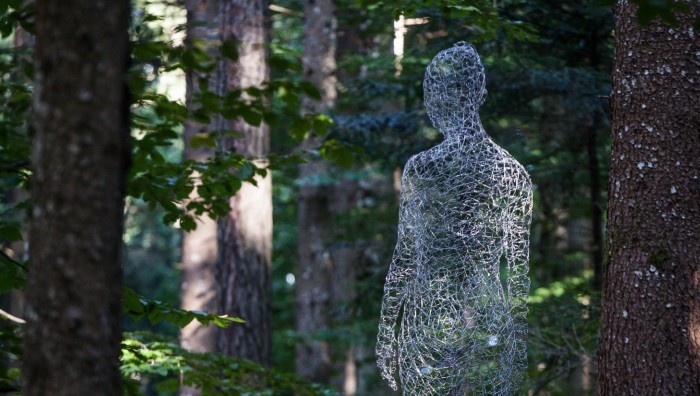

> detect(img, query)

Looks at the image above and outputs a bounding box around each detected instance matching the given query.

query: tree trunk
[217,0,273,366]
[329,179,360,394]
[585,23,605,293]
[23,1,129,395]
[597,2,700,394]
[180,0,219,358]
[295,0,337,383]
[587,110,604,292]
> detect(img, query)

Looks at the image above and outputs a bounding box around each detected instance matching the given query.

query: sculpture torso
[399,133,530,396]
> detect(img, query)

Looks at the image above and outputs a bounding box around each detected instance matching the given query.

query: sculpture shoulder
[401,147,440,179]
[496,147,531,188]
[507,158,532,186]
[406,143,444,166]
[401,141,531,190]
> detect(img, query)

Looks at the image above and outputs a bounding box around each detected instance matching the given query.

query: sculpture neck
[442,115,488,141]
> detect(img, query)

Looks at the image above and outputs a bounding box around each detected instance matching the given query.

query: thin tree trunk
[329,23,361,394]
[217,0,273,366]
[23,1,129,394]
[330,179,360,394]
[597,2,700,394]
[296,175,332,381]
[180,0,219,358]
[587,110,604,292]
[181,4,219,395]
[585,24,605,293]
[296,0,337,383]
[332,25,374,393]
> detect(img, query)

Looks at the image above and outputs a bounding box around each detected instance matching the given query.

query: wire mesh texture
[376,42,532,395]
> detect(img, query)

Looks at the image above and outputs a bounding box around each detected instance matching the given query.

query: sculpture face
[424,42,487,134]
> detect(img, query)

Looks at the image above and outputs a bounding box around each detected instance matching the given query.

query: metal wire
[376,42,532,395]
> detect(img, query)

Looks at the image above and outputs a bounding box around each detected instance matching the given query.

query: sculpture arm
[376,170,415,391]
[504,169,532,328]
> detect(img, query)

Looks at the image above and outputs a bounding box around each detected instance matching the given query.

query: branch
[0,249,27,271]
[0,309,25,324]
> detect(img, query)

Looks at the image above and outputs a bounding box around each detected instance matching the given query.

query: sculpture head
[424,42,486,135]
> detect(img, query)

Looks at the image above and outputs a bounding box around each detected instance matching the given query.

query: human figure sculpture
[376,42,532,395]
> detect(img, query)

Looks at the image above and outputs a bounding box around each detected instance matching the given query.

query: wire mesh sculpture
[376,42,532,395]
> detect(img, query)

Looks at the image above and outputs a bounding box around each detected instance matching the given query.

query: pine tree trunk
[217,0,273,365]
[180,0,219,357]
[23,1,129,394]
[296,0,337,383]
[597,2,700,394]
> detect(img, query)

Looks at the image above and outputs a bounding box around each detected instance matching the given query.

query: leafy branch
[122,286,244,329]
[122,332,337,396]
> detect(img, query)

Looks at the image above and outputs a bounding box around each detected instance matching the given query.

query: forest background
[0,0,696,395]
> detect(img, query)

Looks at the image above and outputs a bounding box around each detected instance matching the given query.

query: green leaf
[179,216,197,232]
[237,162,254,181]
[269,53,301,72]
[121,287,244,329]
[240,108,262,126]
[312,118,328,136]
[290,119,310,141]
[189,132,217,149]
[0,224,22,242]
[261,111,279,126]
[319,140,355,168]
[636,3,655,25]
[121,287,145,316]
[147,307,167,325]
[221,39,239,60]
[299,81,322,100]
[133,42,162,61]
[0,257,25,293]
[162,212,179,224]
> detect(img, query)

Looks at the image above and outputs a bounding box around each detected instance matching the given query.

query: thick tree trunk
[217,0,273,365]
[180,0,219,357]
[23,1,129,395]
[295,0,337,383]
[597,2,700,394]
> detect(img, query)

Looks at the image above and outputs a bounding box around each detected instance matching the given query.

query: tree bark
[23,1,129,395]
[597,2,700,394]
[180,0,219,357]
[296,0,337,383]
[217,0,273,366]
